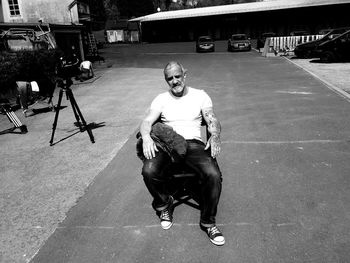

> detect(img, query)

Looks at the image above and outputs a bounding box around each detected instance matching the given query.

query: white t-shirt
[150,87,212,141]
[80,60,92,70]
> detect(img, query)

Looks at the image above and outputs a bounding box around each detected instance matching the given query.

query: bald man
[139,61,225,246]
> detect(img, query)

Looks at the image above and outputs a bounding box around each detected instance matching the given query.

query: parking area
[1,43,350,263]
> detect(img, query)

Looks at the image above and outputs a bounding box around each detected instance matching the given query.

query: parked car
[196,36,215,52]
[315,29,350,62]
[294,27,350,58]
[257,32,276,49]
[227,34,251,52]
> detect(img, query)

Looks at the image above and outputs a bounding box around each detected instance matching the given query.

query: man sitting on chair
[138,61,225,246]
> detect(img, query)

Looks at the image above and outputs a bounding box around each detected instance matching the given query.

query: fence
[262,35,324,56]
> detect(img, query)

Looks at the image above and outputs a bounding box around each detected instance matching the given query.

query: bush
[0,49,62,97]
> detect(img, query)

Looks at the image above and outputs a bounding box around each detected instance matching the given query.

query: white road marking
[221,139,345,144]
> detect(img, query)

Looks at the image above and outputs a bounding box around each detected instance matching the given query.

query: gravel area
[286,57,350,96]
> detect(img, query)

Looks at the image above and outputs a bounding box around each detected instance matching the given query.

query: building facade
[0,0,81,24]
[130,0,350,43]
[0,0,92,59]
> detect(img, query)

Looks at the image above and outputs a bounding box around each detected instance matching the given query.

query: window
[8,0,20,16]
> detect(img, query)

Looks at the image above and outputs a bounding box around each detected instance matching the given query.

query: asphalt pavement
[1,42,350,263]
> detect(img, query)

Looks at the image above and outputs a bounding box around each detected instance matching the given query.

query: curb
[284,57,350,103]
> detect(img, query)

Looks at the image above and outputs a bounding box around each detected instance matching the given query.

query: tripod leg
[66,88,95,143]
[49,89,64,145]
[66,89,83,132]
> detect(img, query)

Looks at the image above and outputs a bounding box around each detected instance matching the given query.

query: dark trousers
[141,139,222,227]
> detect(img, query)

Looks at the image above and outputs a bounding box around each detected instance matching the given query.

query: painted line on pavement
[143,52,229,55]
[284,57,350,102]
[221,139,346,144]
[55,221,298,231]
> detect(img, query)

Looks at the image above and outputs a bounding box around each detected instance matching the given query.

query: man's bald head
[163,61,186,76]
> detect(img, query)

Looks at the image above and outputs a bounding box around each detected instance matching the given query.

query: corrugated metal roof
[129,0,350,22]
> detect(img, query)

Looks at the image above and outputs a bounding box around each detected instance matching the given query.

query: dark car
[294,27,350,58]
[196,36,215,52]
[227,34,251,52]
[315,29,350,62]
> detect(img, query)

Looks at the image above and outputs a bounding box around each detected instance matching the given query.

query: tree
[89,0,107,30]
[168,0,263,9]
[115,0,154,18]
[103,0,119,20]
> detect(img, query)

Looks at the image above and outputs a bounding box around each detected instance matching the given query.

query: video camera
[55,55,79,80]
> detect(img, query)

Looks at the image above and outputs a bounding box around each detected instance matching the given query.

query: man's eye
[167,77,174,81]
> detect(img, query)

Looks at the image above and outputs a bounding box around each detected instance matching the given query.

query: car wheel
[321,51,335,63]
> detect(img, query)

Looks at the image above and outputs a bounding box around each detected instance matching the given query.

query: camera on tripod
[55,55,80,86]
[50,55,95,145]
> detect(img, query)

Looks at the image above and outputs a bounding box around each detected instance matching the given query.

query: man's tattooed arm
[202,108,221,158]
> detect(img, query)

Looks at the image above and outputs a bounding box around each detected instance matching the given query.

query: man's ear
[183,69,187,78]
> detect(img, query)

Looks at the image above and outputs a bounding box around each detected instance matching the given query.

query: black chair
[166,120,210,210]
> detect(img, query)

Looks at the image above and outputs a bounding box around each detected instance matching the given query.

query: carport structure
[129,0,350,42]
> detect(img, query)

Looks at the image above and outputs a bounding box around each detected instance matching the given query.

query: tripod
[0,99,28,134]
[49,78,95,146]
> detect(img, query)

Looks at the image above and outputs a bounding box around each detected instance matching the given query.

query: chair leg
[170,178,201,210]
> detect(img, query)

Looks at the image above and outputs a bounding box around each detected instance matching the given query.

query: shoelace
[160,209,171,221]
[208,226,220,236]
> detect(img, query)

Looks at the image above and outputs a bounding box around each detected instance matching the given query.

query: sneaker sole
[209,238,225,246]
[161,222,173,230]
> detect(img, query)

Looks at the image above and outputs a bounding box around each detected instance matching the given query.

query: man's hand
[205,134,221,158]
[139,109,161,159]
[142,135,158,159]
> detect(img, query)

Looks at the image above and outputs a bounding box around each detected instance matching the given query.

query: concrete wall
[1,0,79,24]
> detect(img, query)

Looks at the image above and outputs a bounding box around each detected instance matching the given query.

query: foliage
[117,0,154,18]
[103,0,154,20]
[89,0,107,30]
[158,0,263,11]
[100,0,262,20]
[0,49,61,96]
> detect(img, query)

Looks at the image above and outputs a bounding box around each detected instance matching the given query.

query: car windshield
[322,28,350,40]
[199,37,212,42]
[232,35,247,40]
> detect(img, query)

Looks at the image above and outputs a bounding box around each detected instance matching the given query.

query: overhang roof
[0,22,84,30]
[129,0,350,22]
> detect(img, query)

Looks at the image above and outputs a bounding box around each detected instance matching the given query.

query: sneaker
[200,225,225,246]
[159,196,174,230]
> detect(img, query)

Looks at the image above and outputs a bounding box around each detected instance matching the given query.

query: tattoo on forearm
[203,109,221,136]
